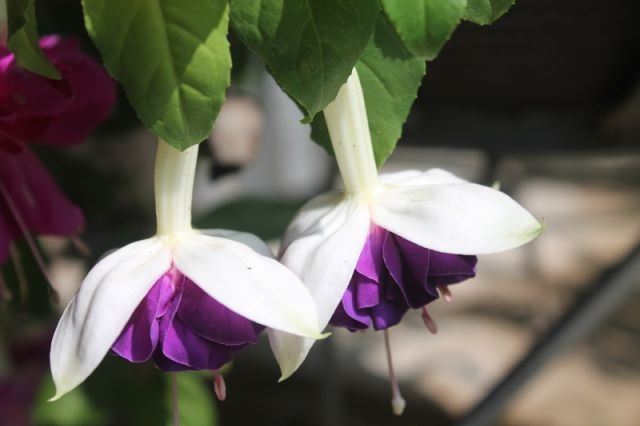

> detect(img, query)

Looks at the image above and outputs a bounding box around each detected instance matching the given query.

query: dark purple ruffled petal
[112,277,164,362]
[177,279,263,345]
[161,316,234,371]
[111,270,264,372]
[429,251,477,286]
[354,225,386,281]
[330,224,477,332]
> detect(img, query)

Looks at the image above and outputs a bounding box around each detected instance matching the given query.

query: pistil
[383,329,406,416]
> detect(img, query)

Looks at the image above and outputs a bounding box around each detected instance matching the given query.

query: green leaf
[164,372,217,426]
[463,0,515,25]
[34,375,105,426]
[6,0,61,79]
[82,0,232,150]
[381,0,466,60]
[311,15,425,167]
[230,0,380,119]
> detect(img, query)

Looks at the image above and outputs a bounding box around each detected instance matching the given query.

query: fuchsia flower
[0,36,115,145]
[50,142,324,400]
[0,35,115,267]
[269,69,543,414]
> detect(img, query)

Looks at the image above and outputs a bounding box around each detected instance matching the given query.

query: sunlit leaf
[230,0,379,119]
[311,15,425,166]
[82,0,232,150]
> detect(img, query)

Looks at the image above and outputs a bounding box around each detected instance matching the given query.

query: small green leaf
[6,0,61,79]
[382,0,466,60]
[82,0,232,150]
[463,0,515,25]
[230,0,380,119]
[311,15,425,167]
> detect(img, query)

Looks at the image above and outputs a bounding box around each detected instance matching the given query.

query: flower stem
[155,141,198,235]
[323,68,379,195]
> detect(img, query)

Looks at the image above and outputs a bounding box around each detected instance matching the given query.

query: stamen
[438,285,453,303]
[10,245,28,304]
[383,329,406,416]
[70,235,91,257]
[0,183,55,292]
[421,307,438,334]
[171,373,180,426]
[213,370,227,401]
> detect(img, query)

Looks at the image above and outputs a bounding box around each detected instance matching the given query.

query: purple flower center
[112,268,264,371]
[330,225,477,331]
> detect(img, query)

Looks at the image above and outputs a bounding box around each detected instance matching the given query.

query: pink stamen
[213,370,227,401]
[383,329,406,416]
[0,183,55,292]
[421,307,438,334]
[438,285,453,303]
[171,373,180,426]
[70,235,91,257]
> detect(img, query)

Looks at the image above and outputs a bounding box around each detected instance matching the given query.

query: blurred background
[1,0,640,425]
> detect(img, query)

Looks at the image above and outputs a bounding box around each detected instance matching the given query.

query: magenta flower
[0,35,116,145]
[0,35,115,266]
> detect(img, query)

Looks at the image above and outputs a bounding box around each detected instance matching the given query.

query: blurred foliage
[195,198,305,241]
[34,357,217,426]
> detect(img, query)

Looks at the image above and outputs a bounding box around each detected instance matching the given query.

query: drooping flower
[50,141,324,400]
[268,69,542,414]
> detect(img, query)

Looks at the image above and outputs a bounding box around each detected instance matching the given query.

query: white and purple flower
[268,69,542,414]
[49,141,324,400]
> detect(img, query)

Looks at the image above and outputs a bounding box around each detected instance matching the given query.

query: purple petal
[330,276,371,330]
[429,250,477,287]
[112,278,164,362]
[370,298,409,331]
[354,225,386,281]
[383,232,435,308]
[177,279,263,345]
[161,316,233,371]
[355,278,379,309]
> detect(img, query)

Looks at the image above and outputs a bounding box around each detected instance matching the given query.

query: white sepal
[269,195,370,379]
[50,238,171,400]
[174,232,324,339]
[373,176,542,255]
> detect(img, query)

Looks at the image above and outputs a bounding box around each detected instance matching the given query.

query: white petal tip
[392,396,406,416]
[47,391,64,402]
